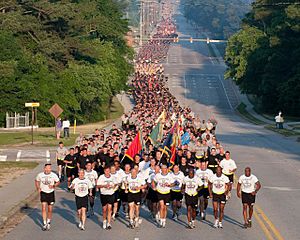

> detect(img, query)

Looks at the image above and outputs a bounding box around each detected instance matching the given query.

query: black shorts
[146,188,158,203]
[119,189,128,202]
[40,191,55,205]
[66,167,77,178]
[212,193,226,204]
[128,192,142,205]
[171,190,183,201]
[198,188,209,199]
[57,159,65,166]
[185,194,198,209]
[157,192,171,206]
[75,195,88,210]
[242,192,256,205]
[100,194,114,206]
[113,190,120,203]
[224,174,234,183]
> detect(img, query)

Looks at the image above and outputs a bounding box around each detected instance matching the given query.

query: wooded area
[0,0,133,127]
[182,0,250,38]
[225,0,300,116]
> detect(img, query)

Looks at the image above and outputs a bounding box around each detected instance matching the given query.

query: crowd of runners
[35,1,261,233]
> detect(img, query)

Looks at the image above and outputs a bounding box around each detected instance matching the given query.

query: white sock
[47,219,51,224]
[43,220,47,225]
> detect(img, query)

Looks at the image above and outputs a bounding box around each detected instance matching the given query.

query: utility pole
[139,0,143,46]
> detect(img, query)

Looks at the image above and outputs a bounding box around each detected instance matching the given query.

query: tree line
[182,0,250,39]
[225,0,300,116]
[0,0,133,127]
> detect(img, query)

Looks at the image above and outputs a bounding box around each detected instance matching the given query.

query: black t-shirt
[207,154,219,173]
[64,154,77,168]
[217,154,225,161]
[98,152,111,166]
[179,164,189,176]
[77,155,94,169]
[186,156,195,166]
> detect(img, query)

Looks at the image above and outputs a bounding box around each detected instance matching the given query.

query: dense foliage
[0,0,133,127]
[225,0,300,116]
[182,0,250,38]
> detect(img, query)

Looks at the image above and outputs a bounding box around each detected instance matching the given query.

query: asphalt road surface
[4,6,300,240]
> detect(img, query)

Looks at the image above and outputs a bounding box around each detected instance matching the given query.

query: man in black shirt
[179,156,189,176]
[64,148,77,190]
[77,149,94,170]
[207,147,219,174]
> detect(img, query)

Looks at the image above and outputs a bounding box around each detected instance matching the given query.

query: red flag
[170,144,176,165]
[125,132,142,161]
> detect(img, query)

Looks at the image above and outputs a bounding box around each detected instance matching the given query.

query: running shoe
[243,223,248,229]
[191,220,195,228]
[42,224,47,231]
[218,222,223,229]
[172,214,178,221]
[214,219,219,228]
[78,221,82,229]
[248,220,252,228]
[46,223,51,231]
[107,224,112,230]
[102,220,107,230]
[81,225,85,231]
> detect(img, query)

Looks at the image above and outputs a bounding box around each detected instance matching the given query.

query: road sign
[48,103,63,119]
[25,102,40,107]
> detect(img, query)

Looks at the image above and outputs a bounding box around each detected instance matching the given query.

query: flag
[170,133,179,165]
[181,132,190,145]
[124,131,142,161]
[149,122,161,146]
[155,110,166,124]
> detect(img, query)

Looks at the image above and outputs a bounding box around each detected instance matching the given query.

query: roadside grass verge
[236,103,265,125]
[0,161,38,169]
[0,96,124,147]
[264,125,300,137]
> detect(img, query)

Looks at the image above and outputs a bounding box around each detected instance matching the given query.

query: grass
[0,96,124,147]
[264,125,300,137]
[236,102,265,125]
[0,161,38,169]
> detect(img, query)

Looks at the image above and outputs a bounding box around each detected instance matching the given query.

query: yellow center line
[253,210,274,240]
[255,205,285,240]
[233,175,284,240]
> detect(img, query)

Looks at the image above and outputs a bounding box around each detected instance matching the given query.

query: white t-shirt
[238,174,259,193]
[171,171,185,192]
[97,175,117,195]
[183,176,203,196]
[209,174,230,194]
[36,172,59,193]
[195,168,214,188]
[220,159,237,175]
[84,170,98,187]
[139,161,150,172]
[153,172,175,194]
[142,166,156,181]
[120,171,131,190]
[127,174,145,193]
[71,177,93,197]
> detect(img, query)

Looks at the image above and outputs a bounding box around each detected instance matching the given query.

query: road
[4,4,300,240]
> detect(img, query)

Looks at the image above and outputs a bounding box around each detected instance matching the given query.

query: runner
[35,163,60,231]
[170,165,184,221]
[126,168,147,228]
[237,167,261,228]
[182,168,203,229]
[84,162,98,217]
[120,163,132,218]
[97,166,118,230]
[195,160,213,220]
[110,164,122,220]
[208,166,230,228]
[219,151,237,199]
[64,147,77,191]
[71,169,93,230]
[146,165,160,221]
[56,141,68,181]
[152,164,175,228]
[207,147,219,174]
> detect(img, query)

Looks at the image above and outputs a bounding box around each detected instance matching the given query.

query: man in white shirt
[35,164,60,231]
[71,169,93,230]
[170,165,185,221]
[209,166,229,228]
[126,168,146,228]
[152,164,175,228]
[219,151,237,199]
[84,162,98,217]
[182,168,203,229]
[237,167,261,228]
[195,161,213,220]
[97,166,118,230]
[62,118,70,138]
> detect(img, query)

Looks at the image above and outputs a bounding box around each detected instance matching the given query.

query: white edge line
[218,75,233,110]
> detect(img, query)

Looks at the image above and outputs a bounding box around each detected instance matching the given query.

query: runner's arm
[236,182,241,198]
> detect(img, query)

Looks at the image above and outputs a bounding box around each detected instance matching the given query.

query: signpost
[48,103,64,137]
[25,102,40,145]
